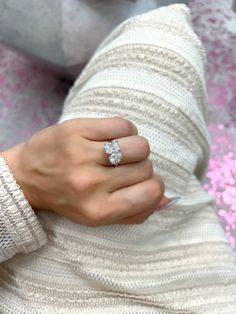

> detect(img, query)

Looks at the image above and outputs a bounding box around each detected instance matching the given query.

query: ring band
[104,140,122,166]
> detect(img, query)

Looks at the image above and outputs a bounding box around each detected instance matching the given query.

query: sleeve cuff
[0,154,48,261]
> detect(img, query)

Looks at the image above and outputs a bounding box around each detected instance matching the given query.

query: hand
[2,117,168,226]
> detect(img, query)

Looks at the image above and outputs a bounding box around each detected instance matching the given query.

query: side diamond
[109,152,122,166]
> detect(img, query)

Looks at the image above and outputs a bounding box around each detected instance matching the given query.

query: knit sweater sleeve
[0,154,48,263]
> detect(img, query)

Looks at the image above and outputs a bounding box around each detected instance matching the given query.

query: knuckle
[139,136,151,157]
[72,168,108,194]
[84,202,108,227]
[96,169,109,185]
[71,173,94,193]
[110,197,135,216]
[122,197,137,213]
[114,117,137,135]
[105,199,116,216]
[143,159,153,178]
[82,175,96,189]
[146,180,163,203]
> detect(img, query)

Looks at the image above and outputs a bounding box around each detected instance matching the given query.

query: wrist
[1,143,38,211]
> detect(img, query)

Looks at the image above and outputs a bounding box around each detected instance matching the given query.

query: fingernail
[156,196,181,210]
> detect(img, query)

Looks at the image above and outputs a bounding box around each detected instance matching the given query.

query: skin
[2,117,169,227]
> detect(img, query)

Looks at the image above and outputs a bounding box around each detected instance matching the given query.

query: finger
[105,176,164,223]
[112,195,170,225]
[94,135,150,166]
[112,207,156,225]
[60,117,138,141]
[107,159,153,192]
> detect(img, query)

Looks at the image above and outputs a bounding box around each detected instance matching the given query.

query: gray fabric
[0,0,188,78]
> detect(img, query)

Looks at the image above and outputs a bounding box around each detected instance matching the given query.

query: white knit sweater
[0,4,236,313]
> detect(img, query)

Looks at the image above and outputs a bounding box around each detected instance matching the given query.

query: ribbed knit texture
[0,154,47,262]
[0,4,236,313]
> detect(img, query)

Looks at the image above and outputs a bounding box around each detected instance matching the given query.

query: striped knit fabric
[0,4,236,313]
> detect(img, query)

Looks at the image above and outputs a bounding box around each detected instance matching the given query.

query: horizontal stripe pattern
[1,4,236,313]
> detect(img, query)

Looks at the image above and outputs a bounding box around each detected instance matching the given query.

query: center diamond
[104,140,120,155]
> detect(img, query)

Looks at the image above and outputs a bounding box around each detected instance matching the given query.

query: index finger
[59,116,138,141]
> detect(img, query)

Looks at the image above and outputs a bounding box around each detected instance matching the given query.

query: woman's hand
[2,117,168,226]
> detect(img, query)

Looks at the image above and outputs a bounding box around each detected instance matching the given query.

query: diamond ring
[104,140,122,166]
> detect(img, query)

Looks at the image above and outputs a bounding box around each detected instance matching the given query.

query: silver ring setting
[104,140,122,166]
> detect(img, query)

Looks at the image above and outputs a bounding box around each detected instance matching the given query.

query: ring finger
[94,135,151,166]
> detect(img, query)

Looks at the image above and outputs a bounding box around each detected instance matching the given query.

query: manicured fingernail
[157,196,181,210]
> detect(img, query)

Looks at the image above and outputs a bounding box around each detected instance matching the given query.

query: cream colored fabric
[0,155,47,263]
[0,4,236,313]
